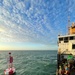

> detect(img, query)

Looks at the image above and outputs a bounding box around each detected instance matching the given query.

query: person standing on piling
[8,52,13,68]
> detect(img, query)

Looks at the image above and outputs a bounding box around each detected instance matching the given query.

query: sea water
[0,50,57,75]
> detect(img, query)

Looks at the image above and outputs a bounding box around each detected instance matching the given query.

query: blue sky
[0,0,75,50]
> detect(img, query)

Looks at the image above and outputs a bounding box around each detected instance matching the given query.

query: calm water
[0,50,57,75]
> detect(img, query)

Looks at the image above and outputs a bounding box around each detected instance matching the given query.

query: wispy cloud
[0,0,75,46]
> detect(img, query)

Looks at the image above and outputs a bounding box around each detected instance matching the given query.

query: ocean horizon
[0,50,57,75]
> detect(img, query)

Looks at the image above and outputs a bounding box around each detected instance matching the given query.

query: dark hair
[9,52,11,54]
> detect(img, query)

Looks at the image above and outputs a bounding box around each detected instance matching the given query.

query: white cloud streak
[0,0,75,45]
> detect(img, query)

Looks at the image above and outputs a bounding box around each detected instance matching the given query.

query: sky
[0,0,75,50]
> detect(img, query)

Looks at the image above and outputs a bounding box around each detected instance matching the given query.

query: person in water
[8,52,13,68]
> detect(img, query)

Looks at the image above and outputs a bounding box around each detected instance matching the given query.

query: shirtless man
[8,52,13,68]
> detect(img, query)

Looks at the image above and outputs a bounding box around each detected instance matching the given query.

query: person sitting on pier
[58,66,62,75]
[64,64,70,75]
